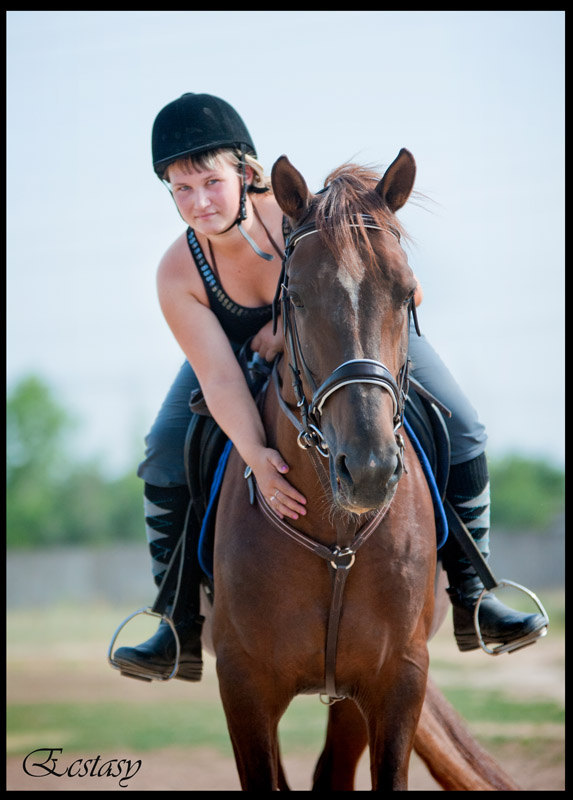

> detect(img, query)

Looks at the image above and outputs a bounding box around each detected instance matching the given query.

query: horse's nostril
[335,453,352,485]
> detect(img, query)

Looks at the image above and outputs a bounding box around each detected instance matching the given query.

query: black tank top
[186,221,288,346]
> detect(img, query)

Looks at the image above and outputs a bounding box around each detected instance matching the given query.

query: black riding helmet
[152,93,257,178]
[152,93,273,260]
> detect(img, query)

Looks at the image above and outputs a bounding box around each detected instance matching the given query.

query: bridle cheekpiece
[276,214,420,460]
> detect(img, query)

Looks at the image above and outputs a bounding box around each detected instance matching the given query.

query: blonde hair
[164,148,272,192]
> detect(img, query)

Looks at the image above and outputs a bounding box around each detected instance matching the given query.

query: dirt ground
[7,740,567,791]
[7,617,564,792]
[7,741,565,791]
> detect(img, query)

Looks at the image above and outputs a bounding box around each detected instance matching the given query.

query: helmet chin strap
[221,154,275,261]
[236,220,275,261]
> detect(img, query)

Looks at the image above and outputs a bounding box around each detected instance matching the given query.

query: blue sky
[7,10,564,474]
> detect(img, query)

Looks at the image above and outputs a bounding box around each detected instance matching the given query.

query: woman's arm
[157,250,305,519]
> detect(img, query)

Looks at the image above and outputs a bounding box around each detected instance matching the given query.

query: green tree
[7,375,74,547]
[490,454,564,530]
[7,374,143,548]
[7,375,75,484]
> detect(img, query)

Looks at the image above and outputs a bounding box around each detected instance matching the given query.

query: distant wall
[7,524,564,610]
[486,523,564,590]
[7,543,153,610]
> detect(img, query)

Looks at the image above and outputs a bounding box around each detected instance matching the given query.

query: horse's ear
[271,155,312,222]
[375,148,416,213]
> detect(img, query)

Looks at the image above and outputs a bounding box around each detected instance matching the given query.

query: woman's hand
[251,319,284,363]
[248,446,307,520]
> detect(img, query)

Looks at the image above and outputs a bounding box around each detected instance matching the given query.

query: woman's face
[167,156,245,234]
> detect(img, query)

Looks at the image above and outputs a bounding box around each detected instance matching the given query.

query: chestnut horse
[208,151,517,791]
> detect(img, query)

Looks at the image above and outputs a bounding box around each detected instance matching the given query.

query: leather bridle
[275,214,420,460]
[253,212,423,702]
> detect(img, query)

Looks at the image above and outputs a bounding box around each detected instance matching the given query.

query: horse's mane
[309,163,410,274]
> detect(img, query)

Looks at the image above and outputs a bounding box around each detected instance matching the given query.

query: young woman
[112,93,545,681]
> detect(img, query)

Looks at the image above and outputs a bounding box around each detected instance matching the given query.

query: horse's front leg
[364,646,429,791]
[313,699,368,790]
[216,652,291,791]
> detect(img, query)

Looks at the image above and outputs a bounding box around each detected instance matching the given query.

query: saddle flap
[405,389,450,501]
[404,388,451,549]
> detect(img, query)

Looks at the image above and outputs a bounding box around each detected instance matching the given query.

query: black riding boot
[113,484,204,681]
[113,610,204,682]
[442,454,547,652]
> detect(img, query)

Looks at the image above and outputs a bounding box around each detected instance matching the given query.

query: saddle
[184,344,273,586]
[188,371,452,584]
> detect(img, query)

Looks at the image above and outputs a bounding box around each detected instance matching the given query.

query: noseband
[275,214,420,459]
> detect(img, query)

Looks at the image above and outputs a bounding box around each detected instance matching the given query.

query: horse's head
[271,150,418,515]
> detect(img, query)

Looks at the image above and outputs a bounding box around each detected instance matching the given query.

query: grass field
[7,592,565,790]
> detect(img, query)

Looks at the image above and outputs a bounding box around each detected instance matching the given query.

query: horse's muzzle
[332,444,403,513]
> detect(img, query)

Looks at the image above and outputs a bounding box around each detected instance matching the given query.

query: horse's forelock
[311,164,408,273]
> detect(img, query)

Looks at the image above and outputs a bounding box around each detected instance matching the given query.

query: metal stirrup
[107,607,181,681]
[473,580,549,655]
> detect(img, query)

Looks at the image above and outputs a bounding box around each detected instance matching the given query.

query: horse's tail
[414,675,519,791]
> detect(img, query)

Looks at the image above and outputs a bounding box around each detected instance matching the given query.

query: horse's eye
[288,291,304,308]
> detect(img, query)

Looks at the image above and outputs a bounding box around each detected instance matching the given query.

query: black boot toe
[114,616,204,681]
[449,590,547,652]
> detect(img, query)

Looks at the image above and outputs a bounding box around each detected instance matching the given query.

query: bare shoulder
[156,230,208,308]
[157,231,191,283]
